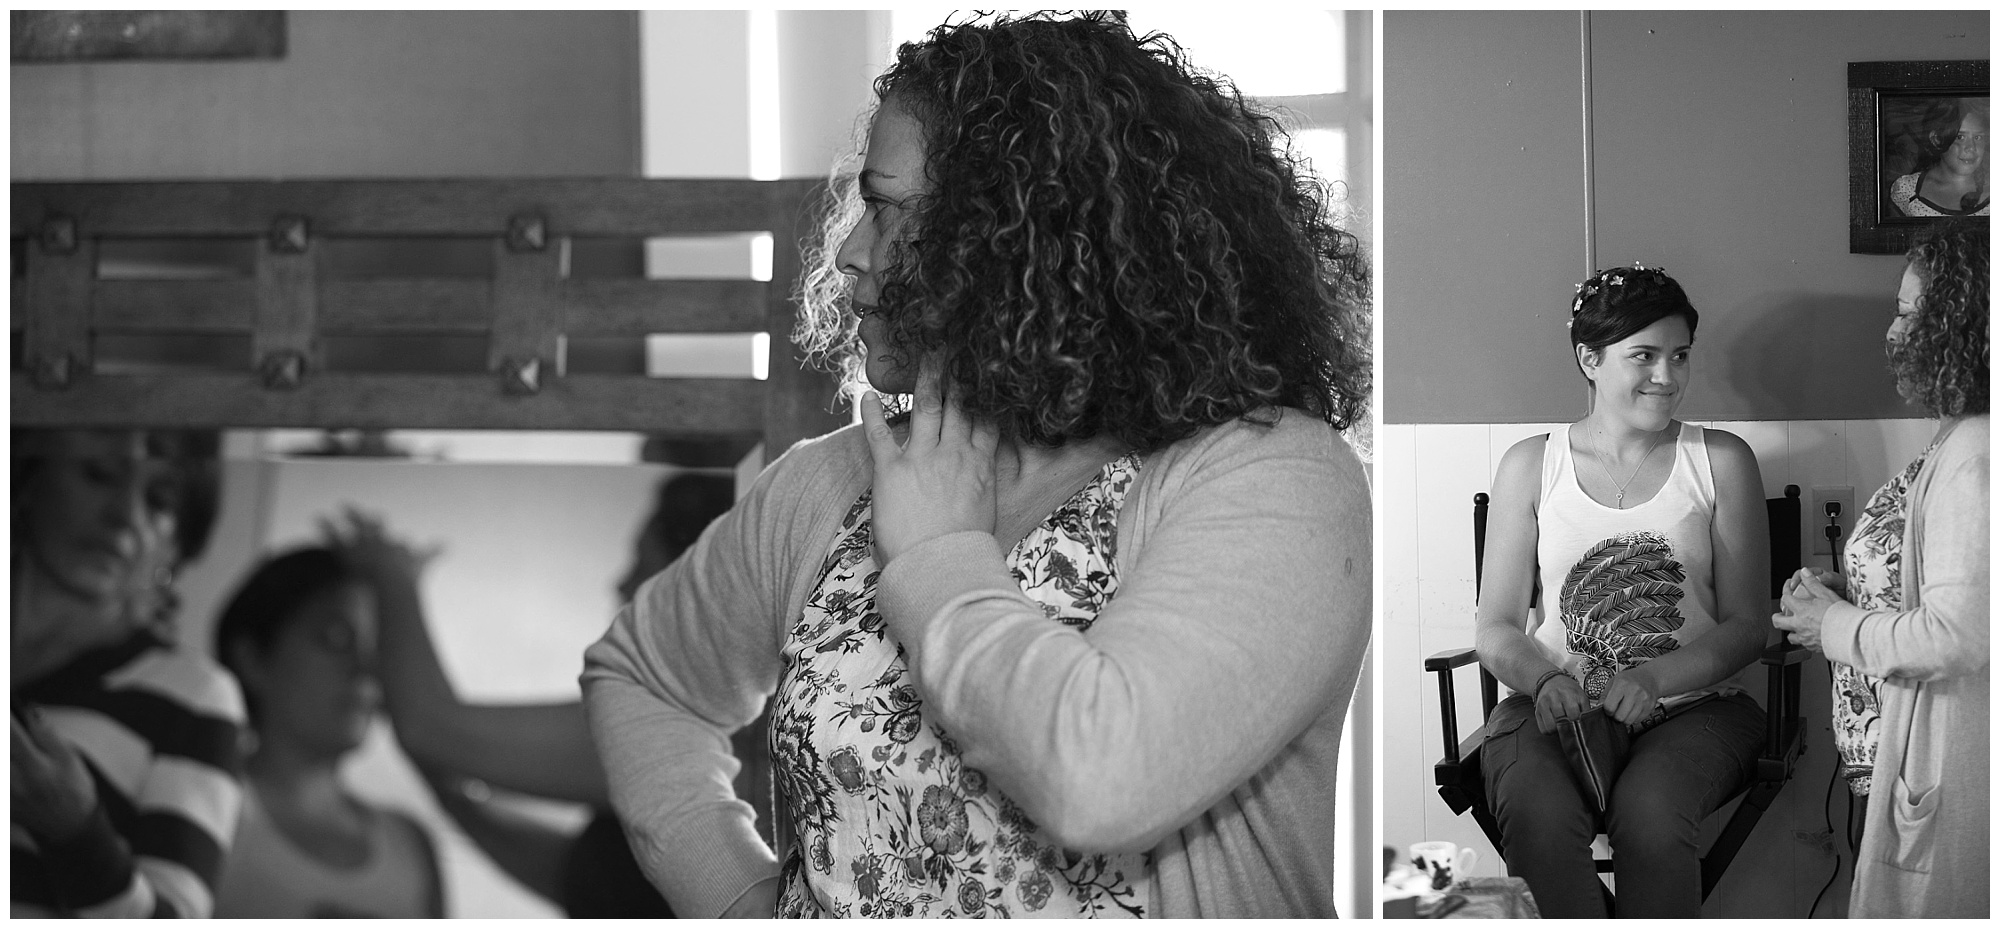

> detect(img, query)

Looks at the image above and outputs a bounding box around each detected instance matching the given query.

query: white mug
[1408,841,1479,890]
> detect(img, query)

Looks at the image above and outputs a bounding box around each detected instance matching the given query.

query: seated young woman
[583,11,1372,919]
[1472,266,1771,918]
[211,546,444,918]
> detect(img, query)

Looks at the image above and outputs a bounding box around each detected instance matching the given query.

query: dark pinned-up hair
[1567,265,1699,380]
[1893,219,1988,417]
[795,10,1370,449]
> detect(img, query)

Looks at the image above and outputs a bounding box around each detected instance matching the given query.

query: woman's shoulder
[1157,410,1363,477]
[1499,431,1553,466]
[109,642,248,725]
[1940,415,1990,458]
[751,422,871,506]
[1692,424,1758,470]
[1140,411,1367,515]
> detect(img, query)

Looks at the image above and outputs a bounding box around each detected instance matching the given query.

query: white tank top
[1523,422,1749,713]
[212,788,437,918]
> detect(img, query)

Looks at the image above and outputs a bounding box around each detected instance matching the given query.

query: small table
[1383,877,1539,919]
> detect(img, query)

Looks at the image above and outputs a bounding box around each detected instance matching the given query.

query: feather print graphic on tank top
[1559,531,1688,703]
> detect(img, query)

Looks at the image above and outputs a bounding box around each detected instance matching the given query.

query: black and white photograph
[14,5,1991,924]
[11,10,1374,919]
[1380,9,1987,919]
[1846,57,1990,254]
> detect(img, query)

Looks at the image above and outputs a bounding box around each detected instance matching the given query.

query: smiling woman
[1470,266,1773,917]
[585,10,1372,919]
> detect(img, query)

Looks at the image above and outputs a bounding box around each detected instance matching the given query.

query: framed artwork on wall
[10,11,285,63]
[1847,59,1988,255]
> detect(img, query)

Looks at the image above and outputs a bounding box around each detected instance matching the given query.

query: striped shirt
[11,630,247,918]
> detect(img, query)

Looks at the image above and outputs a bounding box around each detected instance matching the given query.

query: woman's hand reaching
[858,365,1000,567]
[319,507,441,590]
[1773,567,1846,651]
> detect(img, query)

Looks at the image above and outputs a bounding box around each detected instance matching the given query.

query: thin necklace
[1594,426,1668,509]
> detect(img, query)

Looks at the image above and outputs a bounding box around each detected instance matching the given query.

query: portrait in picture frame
[1847,59,1988,255]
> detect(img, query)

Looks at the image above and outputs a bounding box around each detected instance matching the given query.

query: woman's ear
[1575,343,1599,381]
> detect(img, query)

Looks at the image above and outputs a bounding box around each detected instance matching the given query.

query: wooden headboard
[11,177,849,454]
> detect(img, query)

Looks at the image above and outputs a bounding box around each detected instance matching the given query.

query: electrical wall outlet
[1811,485,1856,557]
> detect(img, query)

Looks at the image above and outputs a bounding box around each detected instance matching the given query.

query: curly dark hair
[1891,219,1988,417]
[794,11,1369,449]
[1566,265,1698,380]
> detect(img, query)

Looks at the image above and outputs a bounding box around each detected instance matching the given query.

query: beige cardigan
[1824,415,1989,918]
[582,413,1371,918]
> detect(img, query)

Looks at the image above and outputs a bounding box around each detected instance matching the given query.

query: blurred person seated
[348,473,736,916]
[11,428,245,918]
[211,546,445,917]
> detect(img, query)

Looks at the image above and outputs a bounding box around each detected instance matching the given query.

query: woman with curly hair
[1776,219,1988,918]
[584,11,1369,919]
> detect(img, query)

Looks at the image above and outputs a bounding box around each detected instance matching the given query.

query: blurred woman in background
[211,547,444,918]
[11,429,242,918]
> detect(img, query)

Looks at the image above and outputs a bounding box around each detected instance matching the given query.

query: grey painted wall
[1385,10,1989,424]
[12,11,640,179]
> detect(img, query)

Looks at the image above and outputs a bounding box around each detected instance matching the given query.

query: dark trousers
[1481,691,1764,918]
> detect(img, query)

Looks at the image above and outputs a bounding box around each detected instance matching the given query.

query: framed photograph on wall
[1848,60,1988,255]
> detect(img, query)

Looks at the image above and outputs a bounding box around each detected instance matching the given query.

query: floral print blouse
[771,453,1149,918]
[1831,443,1937,797]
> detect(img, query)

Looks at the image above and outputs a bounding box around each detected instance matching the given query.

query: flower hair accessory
[1569,262,1667,326]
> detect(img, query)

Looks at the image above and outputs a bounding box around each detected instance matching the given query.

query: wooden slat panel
[563,279,765,334]
[91,278,771,335]
[12,178,825,238]
[92,280,255,330]
[21,237,96,383]
[252,240,317,376]
[761,188,849,456]
[10,372,767,432]
[489,237,564,377]
[318,280,492,331]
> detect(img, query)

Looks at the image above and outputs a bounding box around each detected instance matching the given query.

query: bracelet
[1532,668,1568,699]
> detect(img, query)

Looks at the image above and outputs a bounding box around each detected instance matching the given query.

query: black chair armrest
[1434,725,1490,815]
[1760,640,1810,667]
[1756,637,1809,780]
[1426,646,1480,672]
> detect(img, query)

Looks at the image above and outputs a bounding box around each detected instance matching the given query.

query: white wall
[1380,416,1938,917]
